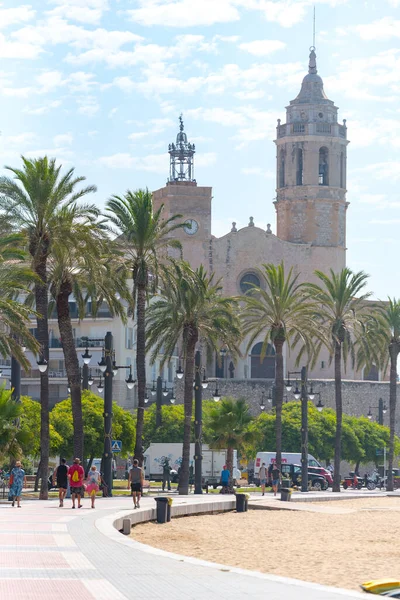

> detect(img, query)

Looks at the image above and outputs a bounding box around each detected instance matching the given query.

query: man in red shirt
[68,458,84,509]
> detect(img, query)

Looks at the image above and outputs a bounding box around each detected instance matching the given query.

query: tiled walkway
[0,493,370,599]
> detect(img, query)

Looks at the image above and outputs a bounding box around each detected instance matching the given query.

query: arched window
[239,272,261,295]
[319,147,329,185]
[279,150,285,188]
[296,148,303,185]
[364,365,379,381]
[340,151,344,188]
[251,342,276,379]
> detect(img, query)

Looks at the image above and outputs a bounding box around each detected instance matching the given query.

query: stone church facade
[153,49,375,384]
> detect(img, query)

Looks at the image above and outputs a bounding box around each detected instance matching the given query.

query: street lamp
[176,360,184,379]
[368,398,387,425]
[82,347,92,365]
[37,358,48,373]
[98,354,107,373]
[201,371,209,389]
[88,371,94,387]
[170,389,176,404]
[163,381,168,397]
[125,366,136,390]
[97,376,104,393]
[212,380,221,402]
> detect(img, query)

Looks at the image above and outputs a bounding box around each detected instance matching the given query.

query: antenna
[313,5,316,48]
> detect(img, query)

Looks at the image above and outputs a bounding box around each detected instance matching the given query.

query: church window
[296,148,303,185]
[279,150,285,187]
[319,147,329,185]
[250,342,276,379]
[340,151,345,188]
[240,272,261,295]
[364,364,379,381]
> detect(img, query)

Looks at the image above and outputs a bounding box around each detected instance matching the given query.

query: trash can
[236,493,248,512]
[280,487,291,502]
[155,497,169,523]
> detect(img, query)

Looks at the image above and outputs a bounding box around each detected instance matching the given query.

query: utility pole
[194,350,202,494]
[300,365,308,493]
[103,331,113,497]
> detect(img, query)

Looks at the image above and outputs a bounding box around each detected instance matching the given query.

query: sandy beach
[130,496,400,591]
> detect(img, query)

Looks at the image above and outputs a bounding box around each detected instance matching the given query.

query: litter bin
[236,493,248,512]
[280,487,291,502]
[155,497,169,523]
[166,502,171,522]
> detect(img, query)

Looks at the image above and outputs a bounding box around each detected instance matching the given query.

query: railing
[277,124,287,138]
[316,123,331,134]
[292,123,305,134]
[338,124,346,138]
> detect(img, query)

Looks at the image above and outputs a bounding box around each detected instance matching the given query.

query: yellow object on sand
[361,579,400,594]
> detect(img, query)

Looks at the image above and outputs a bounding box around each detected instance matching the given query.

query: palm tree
[305,268,371,492]
[0,386,29,460]
[0,156,97,498]
[357,298,400,491]
[241,262,317,470]
[146,261,242,494]
[205,397,254,489]
[106,189,183,463]
[47,226,130,460]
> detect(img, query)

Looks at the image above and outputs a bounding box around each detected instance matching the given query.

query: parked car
[281,463,328,491]
[308,465,333,487]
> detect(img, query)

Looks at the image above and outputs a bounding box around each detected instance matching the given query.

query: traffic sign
[376,449,384,456]
[112,440,122,453]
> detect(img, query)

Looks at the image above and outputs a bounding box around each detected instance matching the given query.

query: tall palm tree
[357,298,400,491]
[241,262,317,469]
[0,386,29,460]
[305,268,371,492]
[146,261,242,494]
[106,189,183,463]
[205,397,254,488]
[0,156,97,499]
[47,225,130,460]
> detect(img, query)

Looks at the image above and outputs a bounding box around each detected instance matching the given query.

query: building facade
[153,48,365,382]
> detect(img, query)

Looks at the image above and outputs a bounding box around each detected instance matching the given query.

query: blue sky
[1,0,399,298]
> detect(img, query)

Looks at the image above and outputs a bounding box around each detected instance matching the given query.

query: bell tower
[152,115,212,269]
[274,48,349,253]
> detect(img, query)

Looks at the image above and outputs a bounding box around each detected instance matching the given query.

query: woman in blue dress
[9,461,26,507]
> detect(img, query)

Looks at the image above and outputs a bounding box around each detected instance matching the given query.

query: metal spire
[168,115,196,183]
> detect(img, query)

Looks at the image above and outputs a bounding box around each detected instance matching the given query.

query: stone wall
[175,378,400,434]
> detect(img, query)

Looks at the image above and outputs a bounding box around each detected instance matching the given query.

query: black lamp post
[368,397,387,425]
[194,350,203,495]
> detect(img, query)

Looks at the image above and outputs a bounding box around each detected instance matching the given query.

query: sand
[130,497,400,591]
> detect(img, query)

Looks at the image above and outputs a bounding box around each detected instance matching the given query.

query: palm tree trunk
[333,341,342,492]
[179,332,197,495]
[387,342,398,492]
[35,257,50,500]
[56,283,84,460]
[134,283,146,465]
[274,338,284,469]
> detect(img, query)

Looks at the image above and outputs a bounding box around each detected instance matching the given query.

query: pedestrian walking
[53,458,68,507]
[271,464,282,497]
[9,461,26,508]
[259,462,267,496]
[128,459,143,508]
[220,465,230,492]
[162,458,172,491]
[86,465,100,509]
[68,458,85,509]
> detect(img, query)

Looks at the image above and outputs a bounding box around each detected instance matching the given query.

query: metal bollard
[122,518,131,535]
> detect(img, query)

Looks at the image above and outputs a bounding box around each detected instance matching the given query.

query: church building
[153,48,373,383]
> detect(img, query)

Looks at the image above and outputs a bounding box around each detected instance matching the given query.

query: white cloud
[242,167,275,178]
[235,90,265,100]
[0,5,35,28]
[108,107,118,118]
[0,32,42,59]
[239,39,286,56]
[125,0,241,27]
[111,76,135,93]
[36,70,64,93]
[76,96,99,116]
[46,0,109,25]
[98,150,216,172]
[4,132,36,148]
[53,133,73,146]
[23,100,62,115]
[355,162,400,182]
[353,17,400,41]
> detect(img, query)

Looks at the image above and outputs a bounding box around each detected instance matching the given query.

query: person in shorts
[86,465,100,509]
[259,462,267,496]
[53,458,68,507]
[68,458,84,509]
[271,464,282,497]
[128,459,143,509]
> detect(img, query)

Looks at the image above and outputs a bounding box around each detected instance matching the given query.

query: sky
[0,0,399,298]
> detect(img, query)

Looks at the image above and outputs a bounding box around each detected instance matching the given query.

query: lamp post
[156,375,163,427]
[286,367,323,493]
[194,350,202,495]
[367,397,387,426]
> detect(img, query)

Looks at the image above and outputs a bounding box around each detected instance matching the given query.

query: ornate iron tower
[168,115,195,183]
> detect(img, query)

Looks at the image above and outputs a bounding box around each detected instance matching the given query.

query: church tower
[274,48,349,257]
[152,116,212,269]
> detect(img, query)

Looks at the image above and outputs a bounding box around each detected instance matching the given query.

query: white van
[254,452,321,482]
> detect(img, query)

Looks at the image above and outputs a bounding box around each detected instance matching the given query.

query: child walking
[86,465,100,509]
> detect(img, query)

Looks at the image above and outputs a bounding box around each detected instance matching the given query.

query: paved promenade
[0,493,370,600]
